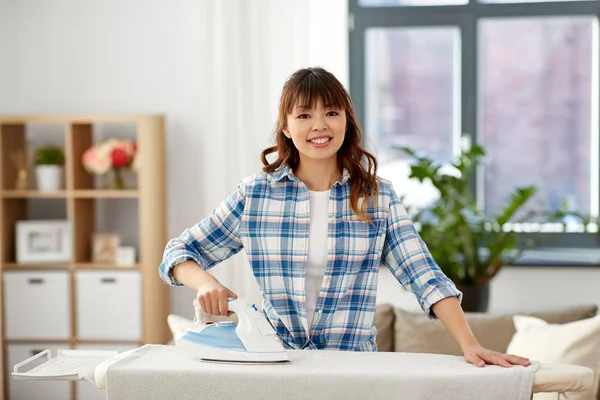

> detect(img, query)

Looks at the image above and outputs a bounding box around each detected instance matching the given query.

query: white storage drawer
[7,344,72,400]
[4,271,71,340]
[76,270,142,340]
[75,343,137,400]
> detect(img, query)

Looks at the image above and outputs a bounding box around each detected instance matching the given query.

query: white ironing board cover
[100,345,540,400]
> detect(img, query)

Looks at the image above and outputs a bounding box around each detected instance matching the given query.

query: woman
[159,67,530,368]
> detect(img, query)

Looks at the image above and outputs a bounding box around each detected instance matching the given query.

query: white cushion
[167,314,196,341]
[507,314,600,400]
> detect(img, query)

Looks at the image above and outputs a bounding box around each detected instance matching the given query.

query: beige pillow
[375,304,395,352]
[394,305,598,356]
[507,314,600,400]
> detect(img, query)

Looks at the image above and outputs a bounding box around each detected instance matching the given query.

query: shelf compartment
[72,199,95,263]
[1,198,68,265]
[76,270,142,341]
[4,271,72,340]
[68,122,139,191]
[1,199,27,263]
[69,124,94,190]
[1,123,26,190]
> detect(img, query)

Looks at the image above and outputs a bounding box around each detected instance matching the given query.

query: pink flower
[82,146,111,174]
[81,139,138,174]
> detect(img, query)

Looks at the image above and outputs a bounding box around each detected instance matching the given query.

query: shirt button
[318,309,323,314]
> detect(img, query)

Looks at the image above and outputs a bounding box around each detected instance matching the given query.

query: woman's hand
[197,280,238,316]
[462,344,531,368]
[430,298,531,368]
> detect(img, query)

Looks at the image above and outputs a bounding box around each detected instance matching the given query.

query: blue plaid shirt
[159,165,462,351]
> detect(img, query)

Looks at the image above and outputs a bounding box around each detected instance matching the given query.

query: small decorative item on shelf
[16,220,72,264]
[115,246,136,267]
[10,150,29,190]
[34,145,65,191]
[92,233,121,263]
[82,139,137,190]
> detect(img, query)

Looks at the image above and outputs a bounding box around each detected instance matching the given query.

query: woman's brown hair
[260,67,379,223]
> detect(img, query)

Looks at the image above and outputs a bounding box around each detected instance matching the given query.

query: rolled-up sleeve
[158,183,246,286]
[380,187,462,318]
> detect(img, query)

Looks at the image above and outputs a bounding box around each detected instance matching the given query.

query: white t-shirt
[305,189,330,330]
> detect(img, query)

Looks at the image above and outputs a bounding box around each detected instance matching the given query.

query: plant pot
[455,283,490,313]
[35,165,63,191]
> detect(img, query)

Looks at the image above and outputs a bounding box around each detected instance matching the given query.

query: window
[350,0,600,265]
[366,26,462,208]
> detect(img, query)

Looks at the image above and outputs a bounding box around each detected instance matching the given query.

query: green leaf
[469,144,485,157]
[402,143,547,285]
[35,146,65,166]
[494,185,537,226]
[409,165,432,182]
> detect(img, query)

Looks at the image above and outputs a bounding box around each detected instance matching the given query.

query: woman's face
[284,100,346,165]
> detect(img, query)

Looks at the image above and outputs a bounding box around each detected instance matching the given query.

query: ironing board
[92,345,594,400]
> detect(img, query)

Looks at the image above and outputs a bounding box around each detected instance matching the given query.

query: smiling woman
[160,67,531,373]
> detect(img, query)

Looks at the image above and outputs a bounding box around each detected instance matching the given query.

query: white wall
[377,266,600,313]
[0,0,16,110]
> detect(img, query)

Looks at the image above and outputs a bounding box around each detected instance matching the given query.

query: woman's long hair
[261,67,379,223]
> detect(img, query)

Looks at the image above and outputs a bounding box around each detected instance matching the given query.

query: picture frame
[16,220,72,264]
[92,233,121,263]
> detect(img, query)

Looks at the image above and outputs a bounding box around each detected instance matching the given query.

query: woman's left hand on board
[462,344,531,368]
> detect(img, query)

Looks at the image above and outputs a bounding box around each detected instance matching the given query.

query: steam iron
[176,298,290,364]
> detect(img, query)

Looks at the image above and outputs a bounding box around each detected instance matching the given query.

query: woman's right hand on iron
[196,280,238,316]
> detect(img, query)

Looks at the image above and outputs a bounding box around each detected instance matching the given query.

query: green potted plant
[34,145,65,191]
[401,144,538,312]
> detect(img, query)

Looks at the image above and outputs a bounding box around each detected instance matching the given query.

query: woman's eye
[327,111,339,116]
[298,114,309,119]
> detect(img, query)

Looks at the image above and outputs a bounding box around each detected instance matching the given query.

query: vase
[36,165,63,191]
[455,283,490,313]
[106,168,125,190]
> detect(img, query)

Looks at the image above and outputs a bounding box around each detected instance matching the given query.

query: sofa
[374,304,600,400]
[168,303,600,399]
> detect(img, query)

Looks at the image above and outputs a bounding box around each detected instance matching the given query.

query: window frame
[349,0,600,266]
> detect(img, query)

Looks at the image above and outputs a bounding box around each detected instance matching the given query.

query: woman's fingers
[505,354,531,366]
[203,296,213,314]
[492,355,512,368]
[465,353,486,368]
[218,295,229,316]
[198,287,239,316]
[465,346,532,368]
